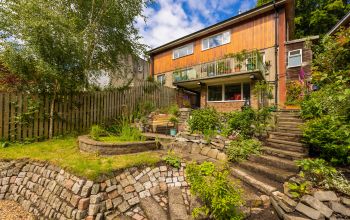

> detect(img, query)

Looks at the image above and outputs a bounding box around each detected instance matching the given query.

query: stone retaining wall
[78,135,159,155]
[165,132,231,161]
[0,159,189,220]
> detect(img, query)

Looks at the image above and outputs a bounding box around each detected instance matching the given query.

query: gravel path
[0,200,34,220]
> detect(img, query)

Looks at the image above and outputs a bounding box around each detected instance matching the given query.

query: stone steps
[269,132,301,142]
[230,166,280,195]
[277,117,303,123]
[266,139,307,153]
[237,161,295,183]
[262,146,307,160]
[277,122,304,129]
[140,196,168,220]
[248,155,299,172]
[276,127,303,135]
[168,187,189,220]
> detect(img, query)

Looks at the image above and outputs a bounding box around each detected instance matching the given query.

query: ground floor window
[157,74,166,86]
[207,82,250,102]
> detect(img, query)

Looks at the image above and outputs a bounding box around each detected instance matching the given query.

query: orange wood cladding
[153,12,276,75]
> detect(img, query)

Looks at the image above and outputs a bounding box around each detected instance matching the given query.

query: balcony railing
[173,51,268,83]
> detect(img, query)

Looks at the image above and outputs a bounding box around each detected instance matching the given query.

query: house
[328,11,350,35]
[148,0,316,112]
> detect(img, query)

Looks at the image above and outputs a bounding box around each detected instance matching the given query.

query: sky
[136,0,257,49]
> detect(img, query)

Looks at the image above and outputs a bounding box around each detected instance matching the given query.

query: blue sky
[136,0,257,48]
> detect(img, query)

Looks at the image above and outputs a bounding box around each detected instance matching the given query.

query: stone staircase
[231,110,308,195]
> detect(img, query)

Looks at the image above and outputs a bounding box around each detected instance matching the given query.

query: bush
[185,162,244,220]
[302,115,350,165]
[226,138,262,162]
[164,150,181,168]
[226,107,271,138]
[296,159,350,196]
[117,122,145,142]
[90,125,107,140]
[188,108,221,133]
[286,81,304,105]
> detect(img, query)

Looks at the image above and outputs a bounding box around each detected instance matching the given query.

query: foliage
[253,80,274,101]
[113,121,145,142]
[226,107,272,138]
[0,0,148,138]
[0,136,161,180]
[185,162,244,220]
[203,129,217,143]
[226,138,262,162]
[287,181,312,198]
[302,115,350,165]
[90,125,107,141]
[296,159,350,196]
[286,81,304,105]
[164,150,181,168]
[133,101,156,121]
[168,104,180,116]
[169,116,179,125]
[256,0,350,38]
[301,29,350,165]
[188,108,221,133]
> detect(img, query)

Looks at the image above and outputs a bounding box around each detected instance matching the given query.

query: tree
[256,0,350,38]
[0,0,149,138]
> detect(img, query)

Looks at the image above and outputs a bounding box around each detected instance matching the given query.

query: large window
[288,49,302,68]
[202,31,231,50]
[208,85,222,101]
[173,43,194,59]
[207,83,250,102]
[157,74,166,86]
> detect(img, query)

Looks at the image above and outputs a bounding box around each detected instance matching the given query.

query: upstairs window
[157,74,166,86]
[173,43,194,59]
[202,31,231,50]
[288,49,302,68]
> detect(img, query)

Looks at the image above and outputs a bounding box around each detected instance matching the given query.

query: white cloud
[137,0,256,49]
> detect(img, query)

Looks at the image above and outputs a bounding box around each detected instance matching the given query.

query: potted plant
[234,50,246,72]
[169,116,179,136]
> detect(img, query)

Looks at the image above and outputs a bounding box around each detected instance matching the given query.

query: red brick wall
[278,8,287,108]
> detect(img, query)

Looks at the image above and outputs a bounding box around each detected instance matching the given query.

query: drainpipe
[273,0,279,107]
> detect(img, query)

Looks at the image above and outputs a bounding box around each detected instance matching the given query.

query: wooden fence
[0,82,176,141]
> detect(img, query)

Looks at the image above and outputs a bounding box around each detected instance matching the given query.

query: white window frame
[157,74,166,86]
[202,30,231,51]
[207,82,250,102]
[172,43,194,59]
[288,49,302,68]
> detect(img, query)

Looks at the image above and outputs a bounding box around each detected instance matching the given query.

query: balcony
[173,51,268,83]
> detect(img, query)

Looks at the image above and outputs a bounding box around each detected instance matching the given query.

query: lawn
[0,137,162,180]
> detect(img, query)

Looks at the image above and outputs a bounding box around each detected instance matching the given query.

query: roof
[328,11,350,35]
[148,0,288,55]
[285,35,319,45]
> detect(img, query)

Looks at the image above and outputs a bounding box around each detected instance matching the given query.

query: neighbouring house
[327,11,350,36]
[148,0,317,112]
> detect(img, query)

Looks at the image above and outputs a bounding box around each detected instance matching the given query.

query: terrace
[172,51,269,84]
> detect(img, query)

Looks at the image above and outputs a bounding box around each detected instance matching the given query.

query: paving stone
[78,198,90,210]
[341,197,350,206]
[313,191,339,202]
[112,197,123,208]
[140,197,167,220]
[207,149,219,159]
[283,214,310,220]
[128,197,140,206]
[295,202,325,220]
[88,204,100,216]
[118,201,130,212]
[273,191,297,207]
[168,187,188,220]
[301,195,333,218]
[134,182,144,193]
[330,201,350,216]
[200,147,210,156]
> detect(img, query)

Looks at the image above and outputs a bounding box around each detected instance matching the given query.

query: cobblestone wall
[0,159,189,220]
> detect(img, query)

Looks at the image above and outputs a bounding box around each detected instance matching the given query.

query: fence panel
[0,82,176,141]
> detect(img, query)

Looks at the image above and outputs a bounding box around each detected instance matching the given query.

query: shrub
[226,138,262,162]
[188,108,220,133]
[90,125,107,140]
[164,150,181,168]
[286,81,304,105]
[185,162,244,220]
[226,107,271,138]
[296,159,350,196]
[117,122,145,142]
[287,181,312,198]
[302,115,350,165]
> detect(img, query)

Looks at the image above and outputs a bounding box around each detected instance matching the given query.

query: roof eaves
[327,11,350,36]
[148,0,287,55]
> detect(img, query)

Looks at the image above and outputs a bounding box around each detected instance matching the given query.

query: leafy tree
[256,0,350,38]
[0,0,148,138]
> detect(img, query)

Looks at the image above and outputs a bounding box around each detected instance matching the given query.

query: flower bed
[78,135,159,155]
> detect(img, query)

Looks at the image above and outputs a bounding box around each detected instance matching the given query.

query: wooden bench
[150,114,174,134]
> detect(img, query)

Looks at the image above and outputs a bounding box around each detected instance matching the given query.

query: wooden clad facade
[152,12,276,75]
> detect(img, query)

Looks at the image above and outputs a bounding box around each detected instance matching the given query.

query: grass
[0,136,161,180]
[97,135,146,143]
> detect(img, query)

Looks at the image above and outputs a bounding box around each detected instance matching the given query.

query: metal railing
[173,51,267,83]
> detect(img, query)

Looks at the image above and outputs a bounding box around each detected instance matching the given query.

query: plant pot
[170,128,177,136]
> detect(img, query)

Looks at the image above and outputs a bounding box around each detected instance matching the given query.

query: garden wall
[0,159,189,220]
[0,81,176,141]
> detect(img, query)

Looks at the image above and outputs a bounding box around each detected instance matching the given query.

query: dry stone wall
[0,159,190,220]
